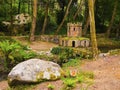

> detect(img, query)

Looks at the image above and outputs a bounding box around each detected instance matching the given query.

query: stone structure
[67,23,82,37]
[60,23,90,47]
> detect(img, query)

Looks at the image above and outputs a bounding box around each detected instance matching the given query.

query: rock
[8,59,64,86]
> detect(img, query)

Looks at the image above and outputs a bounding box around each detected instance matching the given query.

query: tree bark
[73,0,83,20]
[83,16,89,36]
[29,0,37,41]
[88,0,98,60]
[41,2,49,35]
[83,0,95,36]
[106,0,118,38]
[116,22,120,38]
[10,0,14,35]
[55,0,72,34]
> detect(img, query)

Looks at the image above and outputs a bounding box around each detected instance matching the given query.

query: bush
[51,47,93,66]
[51,47,74,66]
[11,50,37,64]
[0,39,37,71]
[0,40,21,70]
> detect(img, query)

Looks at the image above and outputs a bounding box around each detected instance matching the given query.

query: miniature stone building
[67,23,82,37]
[60,23,90,47]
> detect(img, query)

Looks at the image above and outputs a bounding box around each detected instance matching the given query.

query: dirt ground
[0,41,120,90]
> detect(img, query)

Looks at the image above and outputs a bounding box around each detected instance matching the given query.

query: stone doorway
[72,41,75,47]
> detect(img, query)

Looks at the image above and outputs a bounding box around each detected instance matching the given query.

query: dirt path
[81,55,120,90]
[29,41,58,51]
[0,41,120,90]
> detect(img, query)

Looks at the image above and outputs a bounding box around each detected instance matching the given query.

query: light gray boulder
[8,59,64,85]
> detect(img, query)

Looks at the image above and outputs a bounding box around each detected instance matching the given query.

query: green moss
[61,37,90,41]
[36,72,43,82]
[50,73,57,80]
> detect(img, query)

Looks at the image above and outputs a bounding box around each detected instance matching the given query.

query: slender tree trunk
[88,0,98,60]
[18,0,21,14]
[55,0,72,34]
[28,0,31,14]
[29,0,37,41]
[106,0,118,38]
[83,0,95,36]
[116,22,120,38]
[116,29,119,38]
[83,16,89,36]
[10,0,14,35]
[73,0,83,20]
[41,3,49,34]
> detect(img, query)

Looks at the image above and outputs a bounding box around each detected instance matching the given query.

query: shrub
[51,47,74,66]
[11,50,37,64]
[0,40,21,70]
[51,47,93,66]
[0,39,37,71]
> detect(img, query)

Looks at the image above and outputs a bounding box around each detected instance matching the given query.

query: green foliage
[47,83,55,90]
[108,49,120,55]
[62,71,94,90]
[77,75,84,83]
[51,47,93,66]
[0,37,37,71]
[51,47,74,66]
[11,50,36,63]
[0,40,21,70]
[74,48,93,59]
[62,78,76,90]
[97,37,120,52]
[63,59,82,67]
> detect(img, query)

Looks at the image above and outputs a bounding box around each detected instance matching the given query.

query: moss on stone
[50,73,57,80]
[36,71,44,82]
[61,37,89,41]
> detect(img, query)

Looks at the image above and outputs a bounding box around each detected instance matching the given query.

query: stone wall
[59,38,90,47]
[39,35,62,44]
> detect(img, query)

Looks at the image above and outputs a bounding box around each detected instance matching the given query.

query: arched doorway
[72,41,75,47]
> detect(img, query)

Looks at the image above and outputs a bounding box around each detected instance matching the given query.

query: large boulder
[8,59,64,86]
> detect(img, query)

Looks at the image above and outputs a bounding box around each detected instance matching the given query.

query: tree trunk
[88,0,98,60]
[116,29,119,38]
[28,0,31,14]
[116,22,120,38]
[55,0,72,34]
[83,0,95,36]
[41,3,49,35]
[83,16,89,36]
[73,0,83,20]
[29,0,37,41]
[10,0,14,35]
[18,0,21,14]
[106,0,118,38]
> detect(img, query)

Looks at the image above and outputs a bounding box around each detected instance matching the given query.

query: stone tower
[67,23,82,37]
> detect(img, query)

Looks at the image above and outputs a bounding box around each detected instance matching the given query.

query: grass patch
[63,59,82,67]
[61,70,94,90]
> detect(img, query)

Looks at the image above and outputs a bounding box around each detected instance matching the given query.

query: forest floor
[0,41,120,90]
